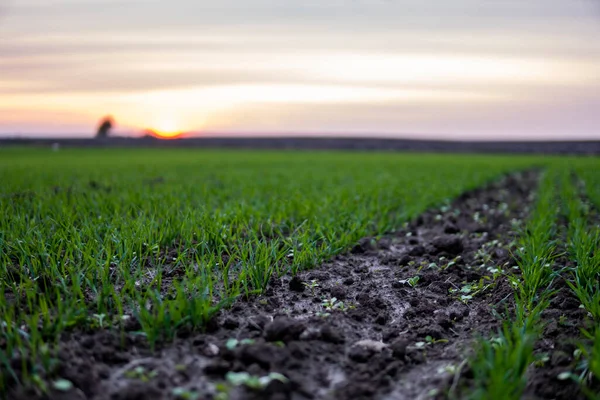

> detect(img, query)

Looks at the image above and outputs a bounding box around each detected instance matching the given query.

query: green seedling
[450,278,495,303]
[124,366,158,382]
[225,371,288,390]
[399,276,420,288]
[91,313,107,329]
[441,256,461,269]
[30,374,48,394]
[226,338,255,350]
[426,335,448,345]
[51,379,73,392]
[414,336,448,349]
[303,280,320,295]
[215,383,230,400]
[533,354,550,367]
[437,364,457,375]
[322,297,345,311]
[425,335,448,345]
[558,314,569,326]
[172,387,200,400]
[558,334,599,391]
[474,248,493,265]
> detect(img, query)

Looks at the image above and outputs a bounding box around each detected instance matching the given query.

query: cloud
[1,0,600,138]
[5,0,600,36]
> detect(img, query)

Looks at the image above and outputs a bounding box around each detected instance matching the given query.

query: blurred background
[0,0,599,140]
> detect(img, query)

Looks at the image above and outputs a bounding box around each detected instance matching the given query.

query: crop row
[0,149,540,392]
[465,161,600,399]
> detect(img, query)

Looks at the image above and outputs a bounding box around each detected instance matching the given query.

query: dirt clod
[431,235,464,255]
[264,318,306,342]
[288,276,305,292]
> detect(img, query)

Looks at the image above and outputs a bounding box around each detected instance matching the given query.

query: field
[0,148,599,400]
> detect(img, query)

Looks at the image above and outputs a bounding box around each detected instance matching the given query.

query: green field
[1,148,599,399]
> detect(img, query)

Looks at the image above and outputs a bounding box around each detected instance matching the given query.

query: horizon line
[1,132,599,143]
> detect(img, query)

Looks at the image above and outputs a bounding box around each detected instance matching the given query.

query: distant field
[1,148,599,399]
[2,137,600,155]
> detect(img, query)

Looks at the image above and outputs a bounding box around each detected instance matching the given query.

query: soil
[6,169,593,400]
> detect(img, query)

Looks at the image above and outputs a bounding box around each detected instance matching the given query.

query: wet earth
[6,170,594,400]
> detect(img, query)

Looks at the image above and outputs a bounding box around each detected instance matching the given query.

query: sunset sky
[1,0,599,139]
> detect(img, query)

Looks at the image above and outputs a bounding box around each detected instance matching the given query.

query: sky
[1,0,599,140]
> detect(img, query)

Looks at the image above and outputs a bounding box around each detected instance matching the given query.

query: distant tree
[96,116,114,138]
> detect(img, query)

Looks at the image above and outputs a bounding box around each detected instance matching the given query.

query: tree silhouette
[96,116,114,138]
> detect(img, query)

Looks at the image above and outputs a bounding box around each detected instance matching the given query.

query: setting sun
[151,129,183,139]
[150,120,184,139]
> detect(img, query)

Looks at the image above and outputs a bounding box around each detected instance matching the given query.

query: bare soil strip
[10,171,541,400]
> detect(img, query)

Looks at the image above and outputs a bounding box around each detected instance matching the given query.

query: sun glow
[150,120,184,139]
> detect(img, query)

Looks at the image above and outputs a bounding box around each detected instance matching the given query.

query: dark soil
[11,169,587,400]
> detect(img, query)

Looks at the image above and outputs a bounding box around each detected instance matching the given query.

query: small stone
[205,343,219,357]
[353,339,388,352]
